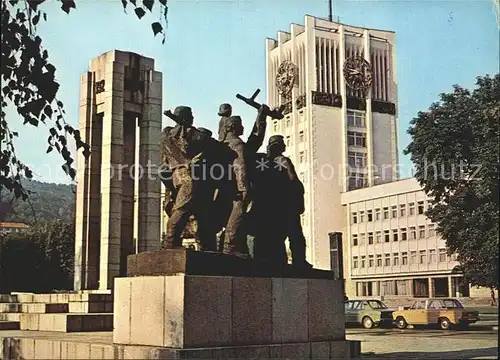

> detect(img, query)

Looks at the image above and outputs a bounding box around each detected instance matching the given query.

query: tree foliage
[1,0,168,200]
[0,219,75,292]
[405,74,499,291]
[0,179,76,223]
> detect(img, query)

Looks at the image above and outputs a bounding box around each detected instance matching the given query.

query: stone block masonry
[0,291,114,333]
[0,334,359,360]
[113,274,346,348]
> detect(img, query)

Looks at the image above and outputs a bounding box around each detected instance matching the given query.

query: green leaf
[159,0,167,5]
[16,12,26,22]
[134,7,146,19]
[61,0,76,14]
[43,105,53,119]
[83,148,91,157]
[143,0,154,11]
[28,0,44,10]
[45,64,56,74]
[151,22,162,36]
[405,74,499,290]
[33,14,40,26]
[46,146,53,153]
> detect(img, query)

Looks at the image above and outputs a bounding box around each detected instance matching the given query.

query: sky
[8,0,500,184]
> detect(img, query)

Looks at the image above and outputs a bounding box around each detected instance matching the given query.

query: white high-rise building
[264,15,495,301]
[266,15,399,269]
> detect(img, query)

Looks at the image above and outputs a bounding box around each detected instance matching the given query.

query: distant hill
[0,180,76,224]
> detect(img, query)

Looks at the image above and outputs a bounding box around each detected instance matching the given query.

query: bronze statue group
[160,100,312,269]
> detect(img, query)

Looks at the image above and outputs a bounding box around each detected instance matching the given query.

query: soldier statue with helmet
[160,89,312,268]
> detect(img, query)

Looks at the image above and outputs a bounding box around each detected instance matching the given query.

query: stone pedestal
[113,250,360,359]
[127,248,336,279]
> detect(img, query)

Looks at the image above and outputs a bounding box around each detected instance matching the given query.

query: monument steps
[0,314,20,322]
[0,295,18,303]
[0,334,360,360]
[68,301,113,313]
[0,290,114,333]
[0,321,20,331]
[1,292,112,305]
[0,303,69,314]
[20,313,113,332]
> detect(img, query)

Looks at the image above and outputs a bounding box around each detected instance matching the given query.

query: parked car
[392,298,480,330]
[344,299,394,329]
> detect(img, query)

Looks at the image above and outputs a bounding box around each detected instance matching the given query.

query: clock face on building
[343,56,373,92]
[276,60,298,98]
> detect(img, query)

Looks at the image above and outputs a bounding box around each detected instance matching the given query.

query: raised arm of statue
[246,105,268,153]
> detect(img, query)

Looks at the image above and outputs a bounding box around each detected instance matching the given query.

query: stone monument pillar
[74,50,162,291]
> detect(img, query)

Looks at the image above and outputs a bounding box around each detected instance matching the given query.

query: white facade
[266,15,399,269]
[340,178,466,298]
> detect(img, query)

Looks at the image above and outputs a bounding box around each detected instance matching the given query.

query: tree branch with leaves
[405,74,499,305]
[1,0,168,201]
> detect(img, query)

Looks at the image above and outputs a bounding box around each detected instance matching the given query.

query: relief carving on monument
[372,100,396,115]
[95,79,105,94]
[295,94,306,110]
[124,66,143,93]
[346,96,366,111]
[311,91,342,108]
[282,100,292,115]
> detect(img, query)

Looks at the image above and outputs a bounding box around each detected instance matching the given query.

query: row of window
[352,201,428,224]
[274,110,365,131]
[273,111,367,149]
[347,110,366,128]
[352,224,435,246]
[352,249,456,269]
[271,126,306,147]
[276,113,305,127]
[347,131,366,147]
[348,151,367,168]
[348,173,368,190]
[284,131,306,147]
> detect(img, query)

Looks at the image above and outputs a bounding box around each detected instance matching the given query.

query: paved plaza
[348,323,499,359]
[1,322,497,359]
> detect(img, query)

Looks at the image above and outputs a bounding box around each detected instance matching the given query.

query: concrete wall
[310,105,344,270]
[371,112,396,184]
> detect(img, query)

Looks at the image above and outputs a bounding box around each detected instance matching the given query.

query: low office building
[341,178,491,300]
